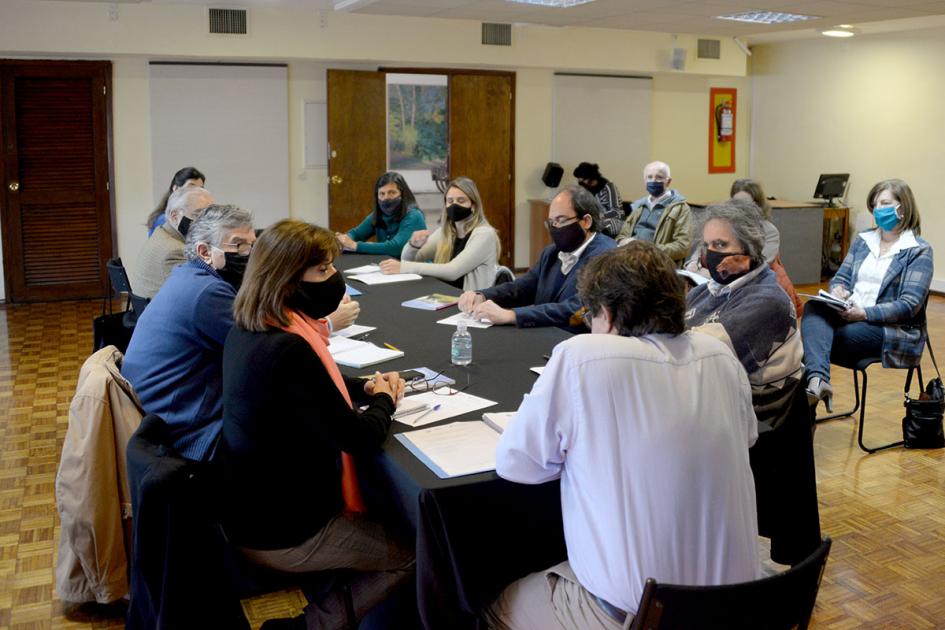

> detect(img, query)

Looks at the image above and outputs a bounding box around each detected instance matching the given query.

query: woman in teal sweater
[336,171,427,257]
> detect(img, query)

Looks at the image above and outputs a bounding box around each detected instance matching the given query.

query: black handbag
[902,339,944,449]
[93,274,134,354]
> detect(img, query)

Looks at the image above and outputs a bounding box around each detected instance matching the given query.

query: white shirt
[557,232,596,275]
[852,229,919,308]
[496,332,761,613]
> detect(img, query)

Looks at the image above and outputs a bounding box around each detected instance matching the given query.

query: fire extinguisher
[715,100,734,142]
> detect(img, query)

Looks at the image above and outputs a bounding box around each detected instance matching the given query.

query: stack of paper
[482,411,516,434]
[331,324,375,339]
[327,336,403,368]
[349,272,423,285]
[437,312,493,329]
[344,264,381,275]
[395,421,502,478]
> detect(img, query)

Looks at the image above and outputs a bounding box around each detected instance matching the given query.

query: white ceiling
[67,0,945,40]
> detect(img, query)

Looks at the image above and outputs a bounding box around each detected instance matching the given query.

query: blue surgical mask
[646,181,666,198]
[873,204,901,231]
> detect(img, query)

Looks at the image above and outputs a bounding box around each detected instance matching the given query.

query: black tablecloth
[337,252,819,629]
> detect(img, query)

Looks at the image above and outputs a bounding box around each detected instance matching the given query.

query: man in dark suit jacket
[458,186,616,332]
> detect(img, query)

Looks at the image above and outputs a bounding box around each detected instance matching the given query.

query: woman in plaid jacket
[801,179,933,411]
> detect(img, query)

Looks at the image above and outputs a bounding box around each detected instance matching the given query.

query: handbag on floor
[902,339,944,449]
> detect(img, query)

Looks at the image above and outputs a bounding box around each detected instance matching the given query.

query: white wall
[751,29,945,289]
[0,0,750,284]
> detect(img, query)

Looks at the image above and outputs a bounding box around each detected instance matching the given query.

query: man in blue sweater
[458,186,616,332]
[122,205,256,461]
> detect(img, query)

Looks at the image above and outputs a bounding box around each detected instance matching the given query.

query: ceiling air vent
[697,38,721,59]
[482,23,512,46]
[209,8,248,35]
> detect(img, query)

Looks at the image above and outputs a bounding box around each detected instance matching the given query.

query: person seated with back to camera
[573,162,624,239]
[801,178,933,412]
[217,219,415,630]
[378,176,499,291]
[684,201,803,427]
[335,171,427,258]
[485,242,760,630]
[457,185,616,332]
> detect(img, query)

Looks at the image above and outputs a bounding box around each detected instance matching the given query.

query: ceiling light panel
[505,0,597,7]
[716,10,819,25]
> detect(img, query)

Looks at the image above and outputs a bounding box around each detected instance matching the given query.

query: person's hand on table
[409,229,431,249]
[458,291,485,314]
[366,371,405,404]
[839,305,867,322]
[830,285,851,300]
[328,294,360,331]
[336,233,357,251]
[472,300,516,325]
[379,259,401,275]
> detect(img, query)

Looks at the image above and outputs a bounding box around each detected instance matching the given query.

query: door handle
[8,181,19,192]
[330,175,343,185]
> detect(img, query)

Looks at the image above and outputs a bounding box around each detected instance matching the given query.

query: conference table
[335,253,821,630]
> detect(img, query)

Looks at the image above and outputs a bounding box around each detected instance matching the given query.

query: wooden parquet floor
[0,293,943,629]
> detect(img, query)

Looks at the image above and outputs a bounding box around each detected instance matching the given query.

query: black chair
[494,265,514,287]
[105,258,136,327]
[816,300,929,453]
[629,538,832,630]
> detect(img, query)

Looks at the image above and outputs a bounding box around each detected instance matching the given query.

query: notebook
[327,336,403,368]
[401,293,461,311]
[798,289,852,311]
[395,421,503,478]
[482,411,516,434]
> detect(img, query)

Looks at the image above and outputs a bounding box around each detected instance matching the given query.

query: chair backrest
[106,257,132,295]
[629,538,831,630]
[494,265,515,287]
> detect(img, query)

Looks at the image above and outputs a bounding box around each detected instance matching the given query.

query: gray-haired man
[122,205,255,460]
[130,186,215,298]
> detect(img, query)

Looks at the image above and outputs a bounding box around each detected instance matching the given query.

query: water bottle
[451,321,472,366]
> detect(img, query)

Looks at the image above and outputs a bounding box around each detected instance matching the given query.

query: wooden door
[327,70,386,233]
[449,73,514,266]
[0,60,113,302]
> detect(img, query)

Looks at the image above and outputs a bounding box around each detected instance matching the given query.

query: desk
[337,253,819,629]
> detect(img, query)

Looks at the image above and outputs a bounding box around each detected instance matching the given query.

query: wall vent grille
[482,23,512,46]
[209,8,248,35]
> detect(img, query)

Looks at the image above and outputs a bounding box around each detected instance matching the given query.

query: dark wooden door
[0,60,114,302]
[327,70,386,233]
[449,73,514,266]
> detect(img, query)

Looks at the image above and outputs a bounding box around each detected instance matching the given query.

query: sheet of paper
[327,335,369,356]
[530,366,544,375]
[331,324,375,339]
[332,344,403,368]
[344,264,380,275]
[394,421,501,478]
[349,272,423,285]
[393,390,497,427]
[436,312,493,329]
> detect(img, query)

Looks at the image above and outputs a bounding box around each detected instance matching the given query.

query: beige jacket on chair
[55,346,144,604]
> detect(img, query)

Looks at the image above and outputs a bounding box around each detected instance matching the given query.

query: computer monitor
[813,173,849,203]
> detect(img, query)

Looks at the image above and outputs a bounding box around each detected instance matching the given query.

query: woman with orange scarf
[217,219,414,630]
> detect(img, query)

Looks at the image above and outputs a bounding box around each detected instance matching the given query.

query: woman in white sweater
[379,176,500,291]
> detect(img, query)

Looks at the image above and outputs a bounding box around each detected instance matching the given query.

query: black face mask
[379,198,401,216]
[703,249,752,285]
[579,180,604,195]
[177,215,192,237]
[549,221,587,253]
[446,203,473,223]
[218,252,250,291]
[287,270,346,321]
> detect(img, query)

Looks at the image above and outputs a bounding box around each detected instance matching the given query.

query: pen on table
[384,342,401,351]
[408,404,441,425]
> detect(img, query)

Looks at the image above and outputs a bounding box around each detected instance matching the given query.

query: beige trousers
[484,560,633,630]
[241,513,415,630]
